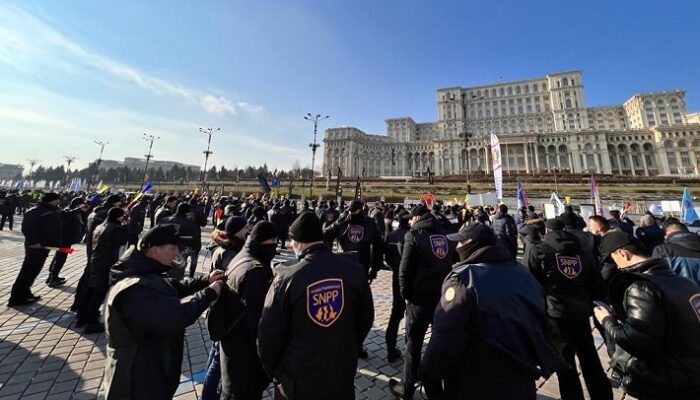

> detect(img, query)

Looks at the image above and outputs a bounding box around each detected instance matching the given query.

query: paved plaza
[0,216,634,399]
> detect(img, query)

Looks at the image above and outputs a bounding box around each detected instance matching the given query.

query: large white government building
[323,70,700,177]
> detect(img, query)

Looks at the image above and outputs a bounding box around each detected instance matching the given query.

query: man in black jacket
[127,197,147,247]
[635,215,664,254]
[258,213,374,400]
[418,222,565,400]
[524,219,611,400]
[594,232,700,399]
[154,195,178,225]
[100,224,225,399]
[8,192,62,307]
[162,203,202,278]
[72,194,122,311]
[389,205,456,399]
[0,190,17,230]
[651,220,700,286]
[219,222,278,400]
[79,207,130,333]
[323,199,384,281]
[491,204,518,259]
[384,210,410,363]
[47,197,89,287]
[210,216,248,271]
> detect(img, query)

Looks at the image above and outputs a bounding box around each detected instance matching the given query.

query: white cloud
[0,5,263,117]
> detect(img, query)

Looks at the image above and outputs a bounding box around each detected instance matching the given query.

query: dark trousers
[10,247,50,300]
[402,302,437,397]
[201,342,221,400]
[385,271,406,352]
[71,245,92,312]
[548,317,612,400]
[0,213,13,230]
[48,251,68,281]
[81,283,109,325]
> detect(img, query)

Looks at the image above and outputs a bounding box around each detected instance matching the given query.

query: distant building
[0,164,24,180]
[324,70,700,177]
[95,158,200,172]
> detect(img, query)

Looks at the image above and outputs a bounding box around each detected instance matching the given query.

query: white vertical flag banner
[490,132,503,201]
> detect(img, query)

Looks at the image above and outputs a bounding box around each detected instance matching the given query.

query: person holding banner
[46,197,89,287]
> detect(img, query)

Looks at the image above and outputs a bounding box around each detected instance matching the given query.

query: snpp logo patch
[348,225,364,243]
[555,254,582,279]
[690,294,700,323]
[429,234,449,259]
[307,279,344,327]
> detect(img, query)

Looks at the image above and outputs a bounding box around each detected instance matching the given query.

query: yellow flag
[565,195,571,205]
[98,184,110,194]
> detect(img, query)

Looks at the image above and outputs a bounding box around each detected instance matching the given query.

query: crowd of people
[4,187,700,400]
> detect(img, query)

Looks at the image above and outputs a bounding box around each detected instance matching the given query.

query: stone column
[600,145,613,174]
[641,151,649,176]
[533,144,541,173]
[616,152,623,175]
[628,152,636,176]
[675,149,682,175]
[689,147,699,175]
[656,146,671,175]
[524,143,531,174]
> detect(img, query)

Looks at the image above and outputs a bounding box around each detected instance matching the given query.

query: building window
[536,105,541,112]
[508,87,513,95]
[565,99,572,108]
[516,86,521,94]
[500,87,505,96]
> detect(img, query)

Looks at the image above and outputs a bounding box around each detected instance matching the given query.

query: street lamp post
[27,159,41,178]
[142,133,161,185]
[304,113,330,198]
[198,127,220,189]
[64,156,78,188]
[87,141,108,190]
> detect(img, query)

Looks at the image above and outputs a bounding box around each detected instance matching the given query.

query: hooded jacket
[603,258,700,398]
[524,230,601,318]
[419,244,566,400]
[102,247,216,399]
[399,214,457,305]
[652,231,700,286]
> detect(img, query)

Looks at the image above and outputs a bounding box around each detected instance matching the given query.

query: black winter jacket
[324,213,384,277]
[160,215,202,252]
[258,245,374,400]
[524,230,601,318]
[21,202,62,247]
[127,203,146,235]
[399,214,457,306]
[603,258,700,398]
[652,231,700,286]
[635,225,665,254]
[89,220,129,288]
[102,248,216,399]
[492,211,517,258]
[219,246,273,398]
[419,245,566,400]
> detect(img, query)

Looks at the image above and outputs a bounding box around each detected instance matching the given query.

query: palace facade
[323,70,700,177]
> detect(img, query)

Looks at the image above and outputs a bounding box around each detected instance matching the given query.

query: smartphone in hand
[593,300,613,312]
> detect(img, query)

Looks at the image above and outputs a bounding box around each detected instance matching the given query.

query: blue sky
[1,0,699,172]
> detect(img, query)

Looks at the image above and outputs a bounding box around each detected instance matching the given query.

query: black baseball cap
[289,212,323,243]
[446,222,497,245]
[545,218,565,231]
[139,224,187,248]
[349,200,364,215]
[600,231,638,261]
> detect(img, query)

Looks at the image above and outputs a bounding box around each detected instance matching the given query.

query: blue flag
[516,178,528,208]
[257,172,271,193]
[681,187,699,223]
